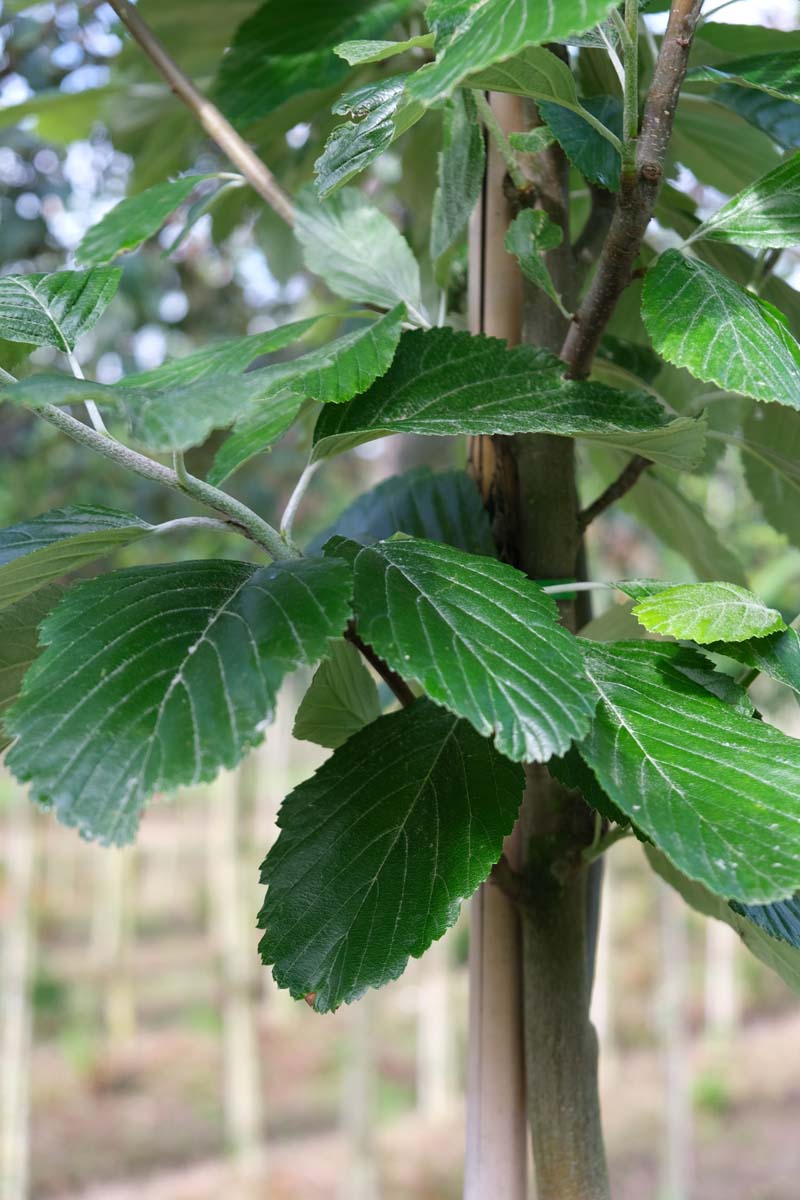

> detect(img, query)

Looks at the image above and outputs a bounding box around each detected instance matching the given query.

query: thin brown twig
[345,622,416,708]
[107,0,295,227]
[578,454,652,532]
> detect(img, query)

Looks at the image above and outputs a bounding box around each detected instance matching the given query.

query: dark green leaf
[206,391,306,486]
[0,506,152,610]
[0,586,62,752]
[293,639,381,749]
[76,175,218,266]
[0,269,121,351]
[713,84,800,152]
[538,95,622,191]
[689,52,800,104]
[259,698,523,1010]
[578,640,800,903]
[353,537,597,762]
[707,626,800,700]
[6,557,353,845]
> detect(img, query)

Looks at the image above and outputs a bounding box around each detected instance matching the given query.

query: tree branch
[344,623,416,708]
[560,0,704,378]
[578,454,651,532]
[107,0,295,228]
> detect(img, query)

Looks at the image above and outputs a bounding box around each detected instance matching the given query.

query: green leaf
[214,0,412,125]
[353,537,597,762]
[642,251,800,411]
[0,506,153,611]
[405,0,614,108]
[740,403,800,547]
[207,307,405,485]
[75,175,218,266]
[504,209,569,318]
[6,557,353,845]
[619,581,786,644]
[334,34,434,63]
[669,95,780,197]
[707,627,800,700]
[430,89,485,266]
[646,846,800,993]
[315,76,425,199]
[123,318,322,389]
[309,466,495,557]
[259,698,523,1010]
[0,587,62,753]
[295,187,427,324]
[578,640,800,903]
[508,127,555,154]
[311,327,705,469]
[713,84,800,153]
[293,639,381,749]
[689,154,800,249]
[689,52,800,104]
[0,269,121,352]
[538,96,622,191]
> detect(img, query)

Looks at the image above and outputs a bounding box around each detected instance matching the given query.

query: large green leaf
[620,581,786,644]
[293,638,381,749]
[0,506,152,610]
[538,96,622,191]
[578,640,800,903]
[405,0,614,107]
[214,0,411,124]
[6,557,352,845]
[352,537,597,762]
[504,210,568,317]
[713,84,800,153]
[690,52,800,103]
[0,269,121,351]
[707,626,800,700]
[75,175,218,266]
[689,154,800,249]
[740,403,800,547]
[295,188,427,325]
[309,466,495,557]
[0,587,62,753]
[642,251,800,410]
[430,89,485,266]
[207,307,405,485]
[315,77,425,199]
[646,846,800,993]
[669,95,779,197]
[259,698,523,1010]
[311,327,705,468]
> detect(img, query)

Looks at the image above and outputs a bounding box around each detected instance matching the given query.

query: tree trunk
[465,91,610,1200]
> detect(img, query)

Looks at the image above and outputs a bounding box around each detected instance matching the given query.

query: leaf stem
[578,454,652,531]
[541,581,615,596]
[65,348,108,435]
[472,91,528,192]
[280,460,320,548]
[345,623,415,708]
[106,0,295,227]
[582,824,633,864]
[621,0,640,173]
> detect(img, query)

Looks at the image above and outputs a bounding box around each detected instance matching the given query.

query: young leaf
[706,626,800,700]
[690,52,800,104]
[578,640,800,903]
[430,89,485,266]
[6,557,353,845]
[315,77,424,199]
[620,581,786,644]
[689,154,800,248]
[308,466,495,557]
[214,0,412,124]
[646,846,800,993]
[538,96,622,191]
[0,506,152,610]
[334,34,434,63]
[0,586,62,751]
[353,537,597,762]
[405,0,615,108]
[740,402,800,547]
[293,639,381,749]
[0,268,121,351]
[259,699,524,1011]
[295,187,427,324]
[642,251,800,410]
[508,127,555,154]
[311,327,705,469]
[504,209,569,318]
[75,175,218,266]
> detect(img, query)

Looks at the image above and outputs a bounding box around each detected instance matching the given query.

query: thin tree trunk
[658,880,692,1200]
[1,789,36,1200]
[342,990,378,1200]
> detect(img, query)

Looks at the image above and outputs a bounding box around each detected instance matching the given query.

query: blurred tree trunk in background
[659,880,692,1200]
[704,920,739,1040]
[416,935,455,1118]
[1,786,36,1200]
[91,849,136,1045]
[342,990,378,1200]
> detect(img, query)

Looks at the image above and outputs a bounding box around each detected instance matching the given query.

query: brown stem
[107,0,295,227]
[560,0,704,378]
[344,623,415,708]
[578,454,652,532]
